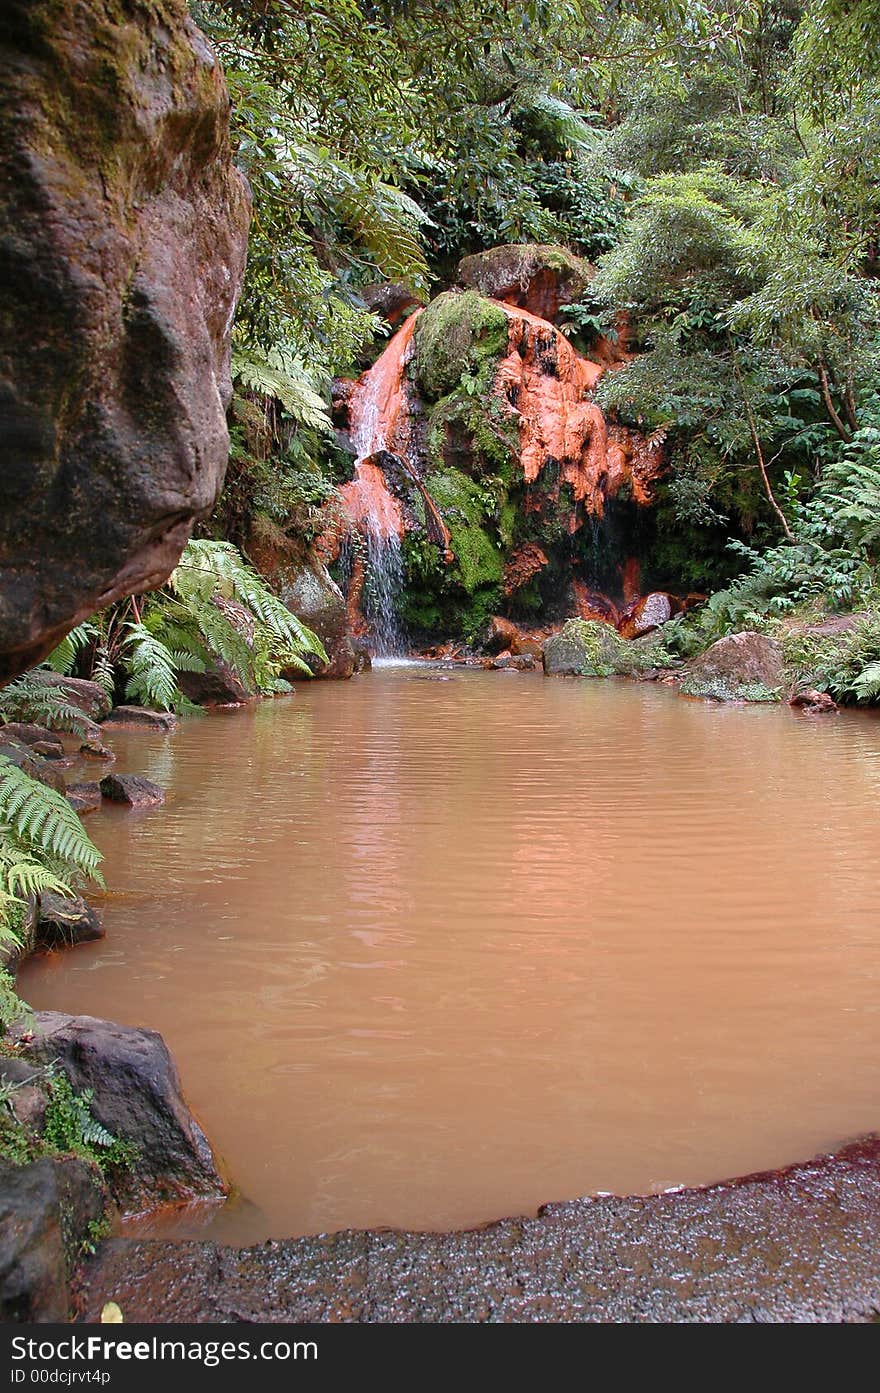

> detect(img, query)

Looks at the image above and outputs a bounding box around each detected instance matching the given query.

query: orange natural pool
[18,667,880,1242]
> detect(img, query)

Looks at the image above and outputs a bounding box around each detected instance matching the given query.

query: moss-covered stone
[412,291,509,401]
[542,619,652,677]
[457,244,592,322]
[678,632,784,702]
[427,470,504,595]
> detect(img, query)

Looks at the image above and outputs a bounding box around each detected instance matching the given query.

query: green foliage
[0,759,103,887]
[0,674,97,742]
[0,1064,138,1175]
[782,614,880,704]
[0,973,28,1036]
[231,345,334,436]
[42,1072,136,1171]
[46,541,329,715]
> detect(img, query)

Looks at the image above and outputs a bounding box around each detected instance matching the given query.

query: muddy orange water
[17,668,880,1242]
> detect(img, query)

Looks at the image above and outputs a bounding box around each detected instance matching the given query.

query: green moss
[427,469,504,594]
[678,674,781,702]
[544,619,665,677]
[413,291,509,401]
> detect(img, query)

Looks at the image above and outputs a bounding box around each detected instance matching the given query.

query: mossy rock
[426,469,504,595]
[542,620,637,677]
[412,291,509,401]
[678,632,784,702]
[457,244,592,322]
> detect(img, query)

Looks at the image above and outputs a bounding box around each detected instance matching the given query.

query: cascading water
[341,311,424,657]
[361,527,406,658]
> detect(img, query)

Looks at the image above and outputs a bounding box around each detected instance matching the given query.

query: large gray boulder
[15,1013,227,1214]
[0,0,251,681]
[680,632,785,701]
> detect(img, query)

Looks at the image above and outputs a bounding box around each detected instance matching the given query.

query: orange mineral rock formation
[492,302,663,521]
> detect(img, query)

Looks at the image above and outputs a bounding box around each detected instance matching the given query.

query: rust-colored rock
[502,543,549,598]
[0,0,251,681]
[790,688,838,714]
[484,616,520,653]
[617,592,682,640]
[571,582,620,626]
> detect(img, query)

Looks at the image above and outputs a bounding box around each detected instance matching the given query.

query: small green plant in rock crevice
[0,1062,138,1177]
[42,1072,138,1174]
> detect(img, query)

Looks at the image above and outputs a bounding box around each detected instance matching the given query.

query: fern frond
[0,759,103,884]
[0,676,95,740]
[852,660,880,702]
[44,623,97,676]
[121,623,181,711]
[232,346,333,434]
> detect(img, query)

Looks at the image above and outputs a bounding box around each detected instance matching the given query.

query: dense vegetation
[188,0,879,628]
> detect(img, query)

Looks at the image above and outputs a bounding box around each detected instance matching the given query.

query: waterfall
[341,311,423,656]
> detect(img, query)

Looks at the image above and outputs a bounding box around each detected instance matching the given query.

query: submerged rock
[0,0,250,681]
[35,885,103,952]
[78,743,115,764]
[101,707,179,733]
[15,1013,227,1214]
[100,774,165,809]
[680,632,784,702]
[36,892,104,951]
[790,688,838,714]
[65,782,103,815]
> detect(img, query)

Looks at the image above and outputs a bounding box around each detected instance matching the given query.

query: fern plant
[0,758,104,1033]
[39,540,328,715]
[0,759,103,886]
[0,671,98,741]
[231,343,334,435]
